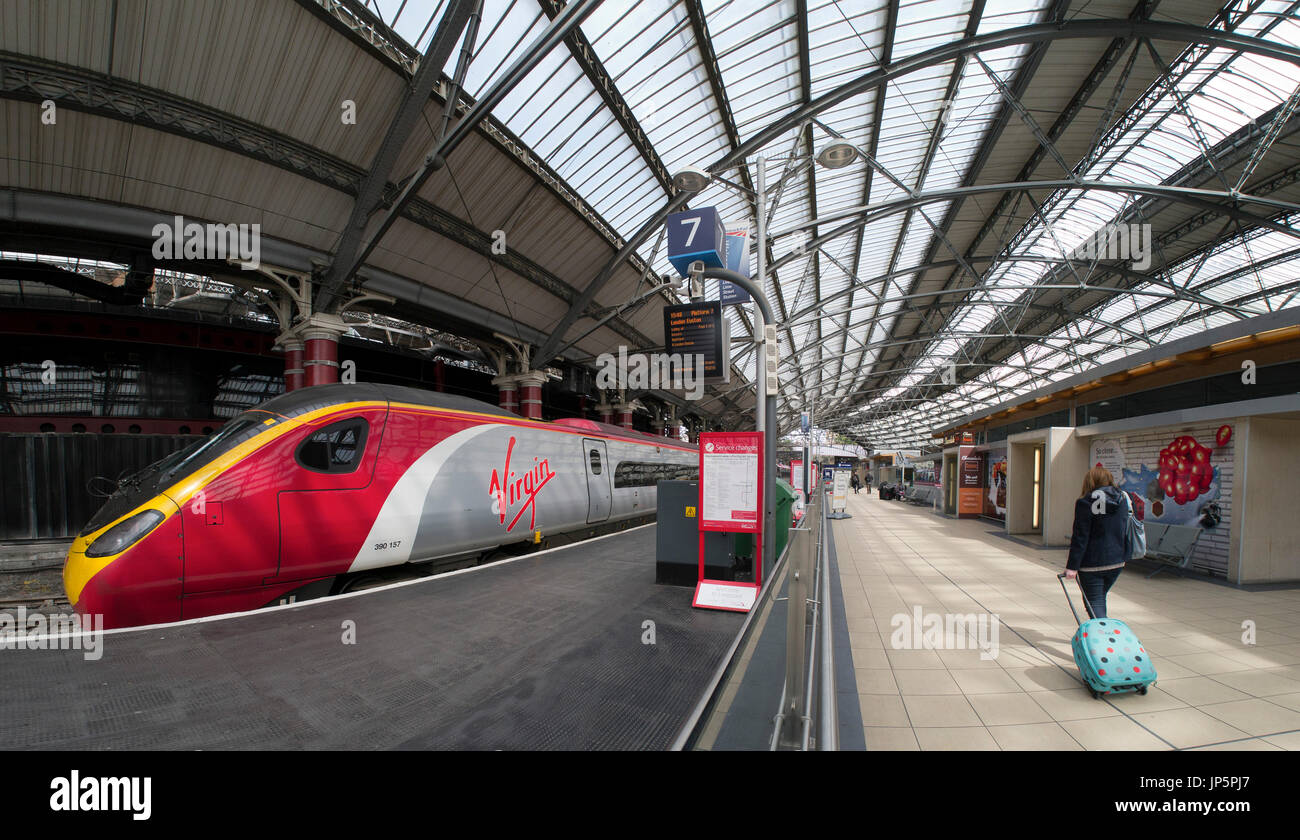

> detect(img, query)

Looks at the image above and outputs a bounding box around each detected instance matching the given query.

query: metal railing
[773,490,837,750]
[673,489,838,751]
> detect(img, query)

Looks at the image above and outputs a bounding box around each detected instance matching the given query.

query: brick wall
[1094,420,1236,576]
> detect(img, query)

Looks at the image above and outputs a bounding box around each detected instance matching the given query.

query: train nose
[64,503,184,629]
[63,537,110,609]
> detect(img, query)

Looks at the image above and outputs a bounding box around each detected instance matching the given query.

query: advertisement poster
[1090,439,1126,476]
[958,449,984,516]
[1114,428,1230,527]
[984,451,1007,520]
[790,458,803,498]
[699,433,761,533]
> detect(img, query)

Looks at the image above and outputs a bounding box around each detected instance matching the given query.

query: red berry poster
[1092,427,1229,527]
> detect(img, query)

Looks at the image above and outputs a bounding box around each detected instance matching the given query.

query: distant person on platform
[850,473,860,494]
[1064,465,1128,619]
[864,473,872,492]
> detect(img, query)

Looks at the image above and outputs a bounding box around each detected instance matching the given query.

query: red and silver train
[64,383,698,628]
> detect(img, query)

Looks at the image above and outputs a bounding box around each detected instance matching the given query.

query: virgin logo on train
[488,436,557,532]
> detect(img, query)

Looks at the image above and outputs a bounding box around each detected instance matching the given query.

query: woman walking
[1063,466,1128,619]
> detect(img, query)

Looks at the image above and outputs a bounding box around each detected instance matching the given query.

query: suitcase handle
[1057,573,1096,626]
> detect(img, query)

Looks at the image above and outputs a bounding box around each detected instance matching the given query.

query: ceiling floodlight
[816,141,859,170]
[672,166,712,193]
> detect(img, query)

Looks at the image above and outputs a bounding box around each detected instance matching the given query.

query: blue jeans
[1078,567,1123,619]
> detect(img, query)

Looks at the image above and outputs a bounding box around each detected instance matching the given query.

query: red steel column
[596,400,613,424]
[298,315,347,387]
[616,402,634,431]
[492,374,519,415]
[303,334,339,386]
[281,337,305,392]
[517,371,546,421]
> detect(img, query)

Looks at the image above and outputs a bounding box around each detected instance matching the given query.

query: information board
[832,469,849,511]
[696,431,764,612]
[664,302,729,384]
[699,432,761,532]
[790,458,804,498]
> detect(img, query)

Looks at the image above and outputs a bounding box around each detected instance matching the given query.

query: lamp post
[690,261,778,580]
[673,142,861,580]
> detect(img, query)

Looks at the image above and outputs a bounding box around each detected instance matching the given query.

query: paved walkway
[834,490,1300,750]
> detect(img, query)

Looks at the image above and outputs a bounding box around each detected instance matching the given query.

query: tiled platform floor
[835,490,1300,751]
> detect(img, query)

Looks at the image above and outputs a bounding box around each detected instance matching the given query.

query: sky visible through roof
[357,0,1300,449]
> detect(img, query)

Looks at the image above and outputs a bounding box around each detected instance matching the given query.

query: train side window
[589,449,602,475]
[296,418,369,473]
[613,460,698,488]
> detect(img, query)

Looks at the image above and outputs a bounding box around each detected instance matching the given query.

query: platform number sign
[667,207,726,278]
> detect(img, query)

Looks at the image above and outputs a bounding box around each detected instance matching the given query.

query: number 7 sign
[667,207,726,277]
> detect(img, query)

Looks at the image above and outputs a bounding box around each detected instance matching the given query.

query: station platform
[0,524,744,750]
[833,491,1300,750]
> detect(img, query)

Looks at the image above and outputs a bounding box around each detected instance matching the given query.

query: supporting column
[596,399,613,425]
[616,402,634,431]
[296,314,348,388]
[279,336,305,393]
[492,374,519,415]
[516,371,547,421]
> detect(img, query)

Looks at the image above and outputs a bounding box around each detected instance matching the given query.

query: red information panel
[695,431,763,611]
[699,432,762,533]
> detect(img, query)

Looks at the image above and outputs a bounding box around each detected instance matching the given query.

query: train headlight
[85,510,165,558]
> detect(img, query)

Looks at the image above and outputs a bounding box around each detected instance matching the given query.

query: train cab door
[272,409,387,584]
[583,438,612,524]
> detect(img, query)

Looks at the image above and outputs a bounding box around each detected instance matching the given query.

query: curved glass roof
[356,0,1300,447]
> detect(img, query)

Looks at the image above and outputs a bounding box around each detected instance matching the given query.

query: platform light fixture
[671,166,712,193]
[816,141,859,170]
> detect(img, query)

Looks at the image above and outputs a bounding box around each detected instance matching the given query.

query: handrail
[673,486,840,751]
[669,534,795,751]
[817,493,839,750]
[771,488,838,750]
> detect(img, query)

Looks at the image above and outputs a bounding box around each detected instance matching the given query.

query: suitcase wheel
[1137,686,1148,696]
[1089,687,1101,699]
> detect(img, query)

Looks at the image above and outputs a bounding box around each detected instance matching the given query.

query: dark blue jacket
[1066,485,1127,571]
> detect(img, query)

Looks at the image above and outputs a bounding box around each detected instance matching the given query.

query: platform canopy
[4,0,1300,439]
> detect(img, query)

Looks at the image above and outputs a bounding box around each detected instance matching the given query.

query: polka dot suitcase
[1057,574,1157,698]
